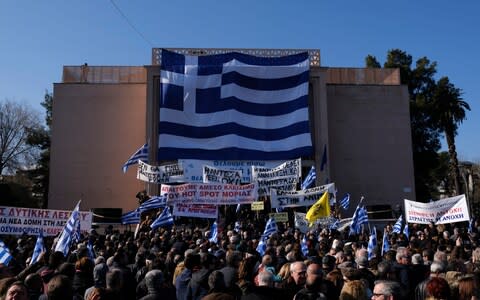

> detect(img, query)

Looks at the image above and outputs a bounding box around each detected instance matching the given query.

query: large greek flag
[121,209,141,225]
[159,49,312,160]
[138,195,168,212]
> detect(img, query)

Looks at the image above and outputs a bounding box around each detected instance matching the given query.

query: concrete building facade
[49,48,415,216]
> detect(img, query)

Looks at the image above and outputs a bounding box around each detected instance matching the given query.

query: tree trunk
[445,126,461,195]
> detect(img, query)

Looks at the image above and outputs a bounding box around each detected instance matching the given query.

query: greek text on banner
[270,183,336,209]
[0,206,92,236]
[137,161,184,184]
[160,183,258,205]
[404,194,469,225]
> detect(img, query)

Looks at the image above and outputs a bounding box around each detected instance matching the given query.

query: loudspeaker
[91,208,122,223]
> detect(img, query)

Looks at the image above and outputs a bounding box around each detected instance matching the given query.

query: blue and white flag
[55,200,81,257]
[150,207,174,230]
[159,49,312,160]
[72,218,81,243]
[121,209,141,225]
[403,222,409,239]
[261,218,278,239]
[301,235,309,257]
[357,206,369,226]
[350,205,369,235]
[234,221,241,233]
[209,221,218,243]
[468,218,475,234]
[139,195,167,212]
[30,230,45,266]
[87,239,96,261]
[368,226,377,260]
[329,218,340,230]
[256,238,267,257]
[339,193,350,210]
[0,239,12,266]
[392,215,403,234]
[236,203,241,214]
[301,166,316,190]
[256,217,278,256]
[381,230,390,256]
[122,143,148,173]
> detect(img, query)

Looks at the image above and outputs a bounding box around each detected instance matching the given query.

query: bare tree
[0,99,42,176]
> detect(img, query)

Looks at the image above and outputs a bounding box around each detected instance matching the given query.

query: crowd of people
[0,212,479,300]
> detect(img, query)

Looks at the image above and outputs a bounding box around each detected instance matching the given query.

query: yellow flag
[305,191,330,225]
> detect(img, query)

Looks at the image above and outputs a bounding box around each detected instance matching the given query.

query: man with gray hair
[372,280,402,300]
[241,271,286,300]
[139,270,164,300]
[293,263,327,300]
[393,246,410,291]
[414,261,446,300]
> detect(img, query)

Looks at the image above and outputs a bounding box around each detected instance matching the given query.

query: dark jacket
[176,268,193,300]
[186,268,211,300]
[241,286,288,300]
[72,270,94,298]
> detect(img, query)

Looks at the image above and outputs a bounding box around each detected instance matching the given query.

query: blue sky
[1,0,478,161]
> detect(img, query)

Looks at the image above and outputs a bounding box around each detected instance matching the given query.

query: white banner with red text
[160,182,258,205]
[173,203,218,219]
[0,206,92,236]
[404,195,470,224]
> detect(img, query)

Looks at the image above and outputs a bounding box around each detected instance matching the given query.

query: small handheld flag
[55,200,81,257]
[403,222,409,239]
[381,229,390,256]
[368,227,377,260]
[122,143,148,173]
[150,207,174,230]
[340,193,350,210]
[30,230,45,265]
[209,221,218,243]
[301,166,316,190]
[0,239,13,266]
[256,218,278,256]
[301,235,309,257]
[392,215,403,234]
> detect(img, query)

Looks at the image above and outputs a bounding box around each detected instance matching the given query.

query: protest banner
[251,202,264,211]
[180,159,283,183]
[0,206,92,236]
[251,158,302,196]
[269,212,288,223]
[404,194,470,224]
[294,211,337,233]
[137,161,184,184]
[173,203,218,219]
[160,182,258,205]
[270,183,336,209]
[203,165,242,185]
